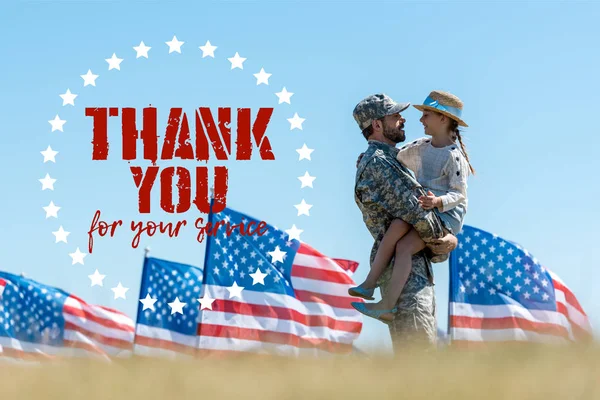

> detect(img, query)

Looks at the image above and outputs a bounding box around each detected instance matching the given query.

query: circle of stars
[40,35,316,311]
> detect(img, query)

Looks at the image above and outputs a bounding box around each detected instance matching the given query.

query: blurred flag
[133,206,363,358]
[448,225,593,346]
[0,272,135,361]
[133,257,204,358]
[199,207,363,356]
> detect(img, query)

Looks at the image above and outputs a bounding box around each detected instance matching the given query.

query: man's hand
[356,153,365,168]
[427,233,458,255]
[418,191,442,210]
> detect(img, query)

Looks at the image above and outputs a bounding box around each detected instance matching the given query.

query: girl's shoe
[351,302,398,325]
[348,286,375,300]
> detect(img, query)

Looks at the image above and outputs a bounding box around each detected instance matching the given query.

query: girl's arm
[437,152,470,212]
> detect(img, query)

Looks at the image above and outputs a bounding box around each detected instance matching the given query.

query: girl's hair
[449,119,476,175]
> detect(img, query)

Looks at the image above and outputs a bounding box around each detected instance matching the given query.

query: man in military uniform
[352,93,458,351]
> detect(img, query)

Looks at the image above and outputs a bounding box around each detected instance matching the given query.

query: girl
[349,90,475,323]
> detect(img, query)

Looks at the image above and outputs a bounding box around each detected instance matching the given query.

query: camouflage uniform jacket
[354,140,445,285]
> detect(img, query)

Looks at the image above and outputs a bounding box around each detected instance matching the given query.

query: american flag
[133,257,204,358]
[133,206,363,358]
[448,225,593,346]
[0,272,135,361]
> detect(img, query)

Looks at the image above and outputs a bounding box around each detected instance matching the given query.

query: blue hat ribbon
[422,96,462,119]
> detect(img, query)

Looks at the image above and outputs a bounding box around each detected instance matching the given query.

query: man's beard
[383,123,405,143]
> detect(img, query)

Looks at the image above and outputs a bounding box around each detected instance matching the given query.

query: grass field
[1,344,598,399]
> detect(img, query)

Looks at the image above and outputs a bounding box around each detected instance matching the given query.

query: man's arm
[356,157,445,243]
[428,234,458,254]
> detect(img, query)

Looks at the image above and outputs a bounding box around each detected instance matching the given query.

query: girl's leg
[369,228,426,312]
[360,219,412,289]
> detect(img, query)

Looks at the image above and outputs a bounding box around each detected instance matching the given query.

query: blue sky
[1,1,599,353]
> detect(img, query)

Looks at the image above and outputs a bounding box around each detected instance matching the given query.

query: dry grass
[1,344,599,400]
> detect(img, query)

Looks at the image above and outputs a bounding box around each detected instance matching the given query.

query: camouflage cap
[353,94,410,131]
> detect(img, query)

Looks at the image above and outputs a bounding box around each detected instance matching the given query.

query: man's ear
[372,119,382,131]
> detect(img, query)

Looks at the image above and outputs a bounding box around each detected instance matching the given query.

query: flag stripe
[292,254,355,284]
[64,321,134,350]
[206,299,362,334]
[449,327,570,343]
[200,309,359,344]
[294,289,359,310]
[450,302,571,328]
[206,285,361,320]
[450,315,570,338]
[291,264,354,285]
[64,296,135,331]
[197,323,353,353]
[197,335,331,357]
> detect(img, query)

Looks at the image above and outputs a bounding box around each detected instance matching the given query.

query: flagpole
[132,246,151,352]
[198,187,216,341]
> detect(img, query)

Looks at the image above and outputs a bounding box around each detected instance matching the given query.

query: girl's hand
[418,191,442,210]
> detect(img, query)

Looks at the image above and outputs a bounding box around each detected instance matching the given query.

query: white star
[133,41,151,58]
[168,297,186,314]
[533,271,539,279]
[253,68,272,85]
[48,115,66,132]
[105,53,123,70]
[228,52,246,69]
[541,279,549,287]
[489,288,496,295]
[500,241,506,247]
[514,284,521,292]
[80,69,99,87]
[524,291,531,299]
[294,199,313,216]
[43,201,60,218]
[287,113,306,130]
[275,87,294,104]
[39,174,56,191]
[52,226,70,243]
[69,247,87,265]
[140,294,157,311]
[285,225,303,241]
[474,232,481,237]
[524,277,531,285]
[298,171,316,188]
[268,246,286,264]
[111,282,129,299]
[533,286,540,294]
[459,285,466,293]
[542,293,549,301]
[226,282,244,299]
[197,293,216,310]
[199,40,217,58]
[41,146,58,163]
[59,89,77,106]
[166,35,184,53]
[296,144,314,161]
[507,248,514,255]
[515,256,522,263]
[88,269,106,287]
[250,268,268,285]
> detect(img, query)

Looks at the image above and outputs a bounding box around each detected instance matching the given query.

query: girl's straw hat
[413,90,468,127]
